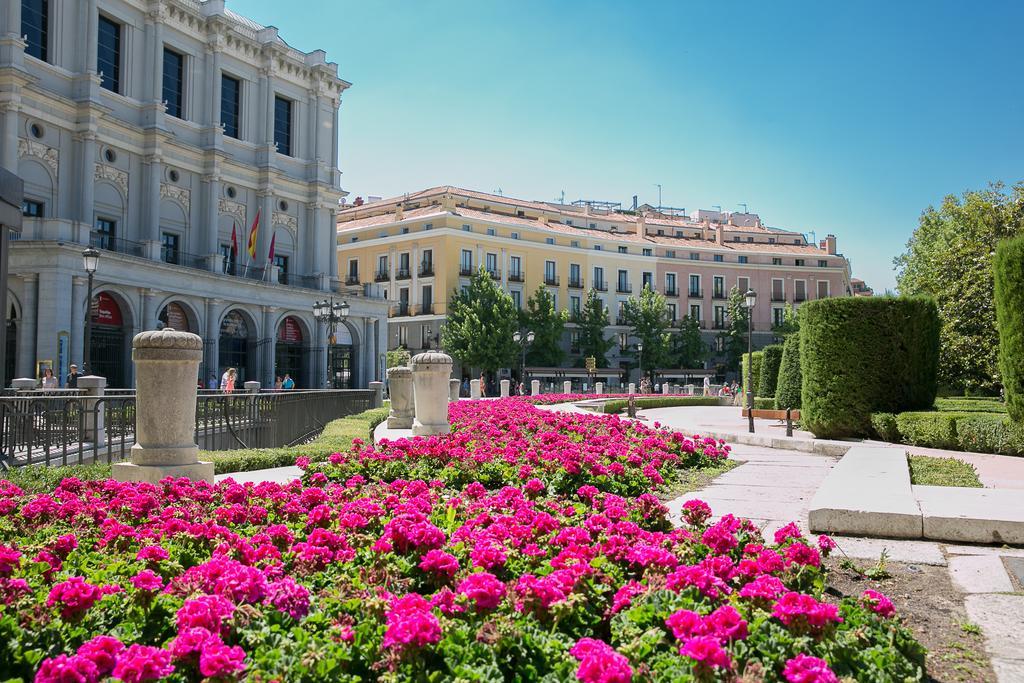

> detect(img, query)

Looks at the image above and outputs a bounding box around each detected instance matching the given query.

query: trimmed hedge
[774,334,802,410]
[933,397,1006,414]
[800,297,940,438]
[895,412,964,450]
[741,350,764,400]
[995,235,1024,422]
[870,413,900,442]
[753,397,777,410]
[757,344,784,400]
[956,414,1024,456]
[870,411,1024,456]
[1,407,390,494]
[602,396,722,414]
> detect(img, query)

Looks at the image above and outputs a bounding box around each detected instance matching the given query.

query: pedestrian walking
[274,376,283,391]
[221,368,236,393]
[478,373,486,398]
[66,364,80,389]
[207,374,218,390]
[282,374,295,390]
[41,367,57,389]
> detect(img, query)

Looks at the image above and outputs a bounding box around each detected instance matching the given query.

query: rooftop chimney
[825,234,837,255]
[701,219,710,241]
[636,212,646,238]
[394,203,404,220]
[537,214,548,225]
[716,222,724,245]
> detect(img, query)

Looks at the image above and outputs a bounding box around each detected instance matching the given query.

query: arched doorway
[328,321,354,389]
[218,310,253,384]
[275,316,307,388]
[158,302,193,333]
[88,292,128,387]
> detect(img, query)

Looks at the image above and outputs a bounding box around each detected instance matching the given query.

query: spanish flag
[246,208,260,260]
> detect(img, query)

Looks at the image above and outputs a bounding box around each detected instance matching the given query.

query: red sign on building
[91,293,123,327]
[278,316,303,344]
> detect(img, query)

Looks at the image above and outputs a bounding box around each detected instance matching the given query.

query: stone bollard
[595,382,603,395]
[11,378,36,390]
[113,329,213,483]
[470,379,481,399]
[563,380,571,394]
[369,381,384,408]
[77,375,107,447]
[531,380,540,396]
[500,379,510,398]
[628,382,636,394]
[449,378,460,402]
[411,351,453,436]
[243,381,260,393]
[386,366,414,429]
[662,382,670,395]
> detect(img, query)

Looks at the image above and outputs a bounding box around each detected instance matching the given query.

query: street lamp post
[513,330,534,384]
[637,341,644,386]
[82,248,100,374]
[744,289,757,433]
[313,297,350,387]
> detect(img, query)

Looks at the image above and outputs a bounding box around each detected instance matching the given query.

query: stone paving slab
[691,483,819,504]
[216,466,302,485]
[964,594,1024,676]
[992,659,1024,683]
[829,536,946,566]
[948,555,1016,594]
[945,546,1024,558]
[915,486,1024,545]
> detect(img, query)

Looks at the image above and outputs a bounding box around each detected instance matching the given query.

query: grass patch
[602,396,722,414]
[1,407,389,494]
[908,454,982,488]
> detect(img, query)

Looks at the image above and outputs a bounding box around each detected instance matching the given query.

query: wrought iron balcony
[374,270,390,282]
[396,268,412,280]
[567,278,584,289]
[616,282,632,294]
[418,263,434,277]
[688,289,704,298]
[544,274,560,286]
[345,274,360,286]
[508,271,524,282]
[594,280,607,292]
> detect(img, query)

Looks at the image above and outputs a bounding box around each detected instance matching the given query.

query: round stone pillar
[531,380,540,396]
[411,351,453,436]
[500,379,510,398]
[628,382,636,394]
[386,366,414,429]
[595,382,604,395]
[470,379,481,399]
[563,380,571,394]
[449,378,460,402]
[113,329,213,483]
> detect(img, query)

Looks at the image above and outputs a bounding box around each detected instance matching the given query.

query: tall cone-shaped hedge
[774,334,802,410]
[800,297,939,438]
[995,235,1024,422]
[757,344,784,399]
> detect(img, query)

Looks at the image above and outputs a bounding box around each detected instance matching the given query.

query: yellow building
[336,186,852,383]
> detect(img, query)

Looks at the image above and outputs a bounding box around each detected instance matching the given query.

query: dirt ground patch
[826,556,994,683]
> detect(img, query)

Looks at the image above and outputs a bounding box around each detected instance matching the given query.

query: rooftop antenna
[495,187,503,197]
[738,203,748,213]
[555,190,565,204]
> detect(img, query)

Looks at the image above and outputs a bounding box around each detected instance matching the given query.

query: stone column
[449,378,460,402]
[531,380,539,396]
[411,351,452,436]
[369,381,383,408]
[243,381,260,393]
[17,275,37,379]
[113,329,214,483]
[77,375,106,447]
[595,382,604,395]
[76,132,96,228]
[261,306,276,388]
[0,102,19,173]
[203,173,221,269]
[142,155,162,244]
[563,380,571,394]
[470,379,481,399]
[500,379,509,398]
[386,366,413,429]
[662,382,670,395]
[628,383,636,394]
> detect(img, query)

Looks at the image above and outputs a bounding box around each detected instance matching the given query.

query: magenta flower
[679,635,733,670]
[129,570,163,593]
[198,641,246,678]
[457,572,506,610]
[419,549,460,577]
[665,609,708,640]
[783,654,839,682]
[34,654,99,683]
[861,589,896,618]
[0,544,21,577]
[772,592,843,631]
[76,635,124,676]
[46,577,106,620]
[110,645,174,683]
[382,593,441,649]
[175,594,235,634]
[681,499,712,526]
[266,577,311,620]
[569,638,632,683]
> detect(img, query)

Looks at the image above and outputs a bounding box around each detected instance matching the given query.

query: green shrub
[955,414,1024,456]
[602,396,722,413]
[774,334,802,410]
[741,350,763,400]
[800,297,940,438]
[995,235,1024,423]
[753,397,776,410]
[894,412,965,450]
[871,413,901,442]
[934,397,1006,414]
[757,344,784,399]
[908,455,982,487]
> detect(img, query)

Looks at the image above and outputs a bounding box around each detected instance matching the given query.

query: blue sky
[232,0,1024,291]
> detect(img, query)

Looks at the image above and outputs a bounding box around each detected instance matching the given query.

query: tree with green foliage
[521,285,568,367]
[994,235,1024,422]
[771,305,800,339]
[622,284,672,380]
[720,286,750,371]
[440,266,519,373]
[671,315,707,368]
[774,333,803,410]
[895,182,1024,394]
[386,347,411,368]
[576,288,615,368]
[757,344,785,399]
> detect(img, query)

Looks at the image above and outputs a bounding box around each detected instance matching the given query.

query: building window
[274,254,289,281]
[714,305,727,328]
[794,280,807,302]
[462,224,471,232]
[570,331,581,353]
[93,217,116,250]
[460,249,472,273]
[219,243,237,275]
[420,249,433,275]
[690,253,700,260]
[738,256,748,264]
[97,15,122,93]
[544,260,557,284]
[511,232,519,240]
[642,248,652,257]
[772,307,785,327]
[817,280,830,298]
[21,199,43,217]
[768,237,776,244]
[511,290,522,309]
[713,254,723,262]
[619,333,628,349]
[667,303,676,321]
[689,274,701,297]
[772,257,782,265]
[738,277,750,294]
[689,304,701,321]
[772,278,785,301]
[666,250,676,258]
[424,223,433,231]
[421,325,432,347]
[273,96,293,156]
[665,272,677,294]
[422,285,433,311]
[593,266,604,289]
[162,48,185,119]
[818,259,828,268]
[221,74,241,138]
[593,245,602,251]
[545,237,554,245]
[160,232,180,264]
[486,252,498,275]
[22,0,48,62]
[486,228,496,236]
[377,254,389,279]
[747,237,754,243]
[509,256,522,279]
[617,269,629,292]
[347,259,358,279]
[571,240,580,248]
[570,295,581,317]
[642,272,653,290]
[795,259,806,267]
[569,263,581,286]
[713,276,724,298]
[398,325,408,346]
[715,336,725,352]
[589,222,596,229]
[618,246,627,254]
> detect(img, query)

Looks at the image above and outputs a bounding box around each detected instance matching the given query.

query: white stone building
[0,0,388,388]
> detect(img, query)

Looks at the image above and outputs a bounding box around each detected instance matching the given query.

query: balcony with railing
[419,303,434,315]
[665,287,679,297]
[418,262,434,277]
[616,282,632,294]
[712,289,727,300]
[345,274,360,286]
[487,269,501,280]
[794,293,807,302]
[508,270,524,282]
[544,274,560,286]
[390,303,411,318]
[712,319,727,330]
[374,270,390,282]
[567,277,584,289]
[459,265,474,276]
[688,289,704,298]
[594,280,607,292]
[615,315,629,325]
[396,268,412,280]
[91,232,146,257]
[771,293,787,302]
